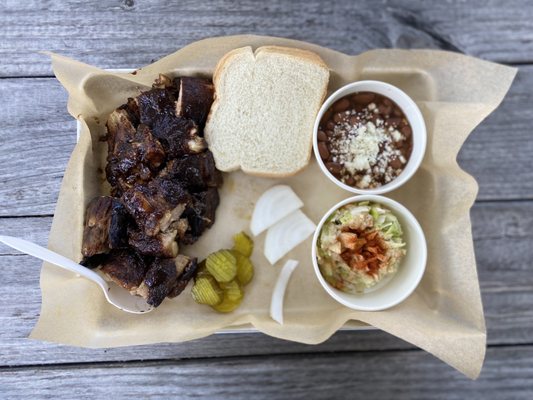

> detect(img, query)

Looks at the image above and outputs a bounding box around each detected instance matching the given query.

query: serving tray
[32,37,508,380]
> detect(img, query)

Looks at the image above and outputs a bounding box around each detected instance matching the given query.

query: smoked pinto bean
[318,142,330,160]
[333,112,346,123]
[387,117,402,127]
[318,91,413,189]
[352,92,375,104]
[401,125,412,137]
[317,130,328,142]
[389,157,403,169]
[333,98,350,112]
[326,162,343,175]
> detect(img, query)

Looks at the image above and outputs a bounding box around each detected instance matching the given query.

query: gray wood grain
[1,1,532,393]
[0,217,52,255]
[1,0,533,78]
[0,78,75,216]
[0,201,531,366]
[1,346,532,399]
[0,67,531,217]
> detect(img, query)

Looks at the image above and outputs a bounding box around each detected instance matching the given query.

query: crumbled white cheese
[359,175,372,188]
[327,101,412,189]
[391,129,403,142]
[335,120,389,174]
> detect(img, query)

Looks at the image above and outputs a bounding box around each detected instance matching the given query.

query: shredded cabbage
[316,201,407,293]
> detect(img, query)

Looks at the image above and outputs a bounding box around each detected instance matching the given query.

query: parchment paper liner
[30,35,516,379]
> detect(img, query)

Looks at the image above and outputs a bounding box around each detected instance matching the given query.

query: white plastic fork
[0,235,153,314]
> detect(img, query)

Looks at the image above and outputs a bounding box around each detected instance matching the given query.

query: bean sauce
[318,92,413,189]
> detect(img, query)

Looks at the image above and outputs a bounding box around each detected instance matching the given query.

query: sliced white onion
[250,185,304,236]
[264,209,316,265]
[270,259,299,325]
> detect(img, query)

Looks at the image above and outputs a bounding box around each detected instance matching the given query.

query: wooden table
[1,1,532,398]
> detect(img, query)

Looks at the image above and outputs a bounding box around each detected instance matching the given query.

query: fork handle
[0,235,107,288]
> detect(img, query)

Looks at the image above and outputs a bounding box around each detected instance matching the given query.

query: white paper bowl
[311,195,427,311]
[313,80,426,195]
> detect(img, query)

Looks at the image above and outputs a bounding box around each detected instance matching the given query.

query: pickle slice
[191,275,223,306]
[232,231,254,257]
[206,250,237,283]
[220,280,244,302]
[212,290,243,313]
[232,251,254,286]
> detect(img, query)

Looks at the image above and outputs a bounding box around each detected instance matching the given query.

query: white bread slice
[205,46,329,177]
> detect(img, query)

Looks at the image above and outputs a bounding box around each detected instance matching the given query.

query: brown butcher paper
[30,35,516,379]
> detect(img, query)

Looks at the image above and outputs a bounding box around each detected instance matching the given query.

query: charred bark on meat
[100,250,150,292]
[121,177,191,237]
[162,151,222,192]
[105,110,166,196]
[81,74,221,307]
[175,77,214,128]
[151,114,206,157]
[135,255,198,307]
[181,187,220,244]
[82,196,130,257]
[128,227,179,258]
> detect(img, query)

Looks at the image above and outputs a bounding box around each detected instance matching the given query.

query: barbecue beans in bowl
[313,81,426,194]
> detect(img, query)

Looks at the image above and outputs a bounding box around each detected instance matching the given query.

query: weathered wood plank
[0,217,52,255]
[0,200,531,365]
[1,2,530,396]
[473,201,533,345]
[0,78,75,216]
[458,65,533,201]
[0,65,531,217]
[1,0,532,78]
[1,346,532,399]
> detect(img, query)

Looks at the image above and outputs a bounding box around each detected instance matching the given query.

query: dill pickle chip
[212,291,243,313]
[232,231,254,257]
[220,280,243,302]
[191,275,222,306]
[232,251,254,286]
[206,250,237,283]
